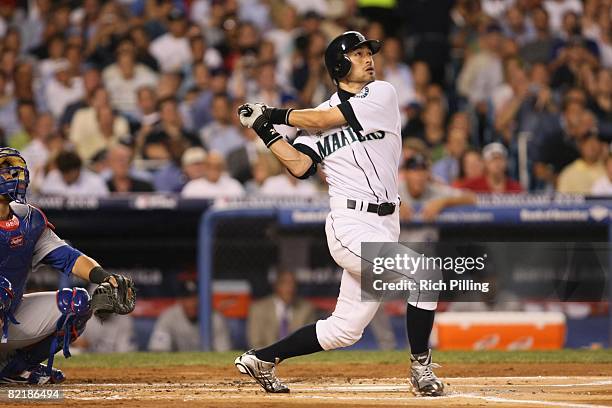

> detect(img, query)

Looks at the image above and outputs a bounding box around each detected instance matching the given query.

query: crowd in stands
[0,0,611,201]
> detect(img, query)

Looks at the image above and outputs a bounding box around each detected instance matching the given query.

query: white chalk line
[56,377,612,407]
[63,377,612,391]
[64,393,612,408]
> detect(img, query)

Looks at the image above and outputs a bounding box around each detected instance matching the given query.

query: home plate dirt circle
[1,364,611,407]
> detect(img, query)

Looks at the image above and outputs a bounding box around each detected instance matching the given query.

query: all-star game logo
[354,86,369,98]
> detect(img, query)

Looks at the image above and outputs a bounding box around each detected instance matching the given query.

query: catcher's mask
[0,147,29,203]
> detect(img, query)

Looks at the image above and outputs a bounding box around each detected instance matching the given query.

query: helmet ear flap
[333,54,352,83]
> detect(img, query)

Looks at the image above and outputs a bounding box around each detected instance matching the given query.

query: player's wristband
[255,121,283,148]
[265,108,293,126]
[89,266,112,284]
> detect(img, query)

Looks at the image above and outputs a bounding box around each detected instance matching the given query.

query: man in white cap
[462,143,523,193]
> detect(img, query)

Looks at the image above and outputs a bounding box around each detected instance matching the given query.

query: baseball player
[0,147,135,384]
[234,31,444,396]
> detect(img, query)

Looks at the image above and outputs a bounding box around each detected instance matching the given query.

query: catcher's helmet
[324,31,381,84]
[0,147,29,203]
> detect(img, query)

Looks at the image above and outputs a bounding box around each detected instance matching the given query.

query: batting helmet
[324,31,381,84]
[0,147,29,203]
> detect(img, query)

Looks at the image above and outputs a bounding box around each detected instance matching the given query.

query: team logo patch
[354,86,369,98]
[9,235,24,248]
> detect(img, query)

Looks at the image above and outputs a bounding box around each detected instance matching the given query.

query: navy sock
[406,303,435,355]
[255,323,323,363]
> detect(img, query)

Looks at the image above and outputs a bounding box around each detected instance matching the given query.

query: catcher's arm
[72,255,109,283]
[72,255,136,319]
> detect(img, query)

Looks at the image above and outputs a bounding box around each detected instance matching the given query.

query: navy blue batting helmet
[324,31,381,85]
[0,147,29,203]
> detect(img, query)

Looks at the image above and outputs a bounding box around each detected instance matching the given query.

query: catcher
[0,147,135,384]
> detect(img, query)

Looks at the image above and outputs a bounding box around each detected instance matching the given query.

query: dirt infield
[1,363,612,407]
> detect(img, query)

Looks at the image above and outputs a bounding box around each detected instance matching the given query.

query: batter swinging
[234,31,443,397]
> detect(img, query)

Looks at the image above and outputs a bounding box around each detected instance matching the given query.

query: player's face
[346,46,375,83]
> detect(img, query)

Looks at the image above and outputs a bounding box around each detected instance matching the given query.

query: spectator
[44,59,84,119]
[151,143,185,192]
[199,93,244,158]
[0,71,18,138]
[102,39,158,118]
[591,152,612,195]
[8,100,37,150]
[181,146,208,184]
[181,152,245,198]
[520,7,556,64]
[39,150,109,197]
[149,8,191,73]
[501,5,535,46]
[244,152,280,194]
[106,144,154,193]
[291,30,333,107]
[550,36,599,91]
[69,88,130,162]
[186,63,214,130]
[20,112,56,181]
[399,153,476,222]
[411,101,447,162]
[457,23,504,109]
[127,25,160,72]
[382,37,416,125]
[557,131,605,193]
[432,126,469,184]
[544,0,583,35]
[38,34,66,81]
[143,96,200,150]
[453,148,486,188]
[266,4,299,87]
[148,279,230,352]
[461,143,523,193]
[260,169,319,198]
[59,67,102,131]
[186,33,223,72]
[589,68,612,124]
[248,61,296,109]
[247,271,316,349]
[531,101,593,187]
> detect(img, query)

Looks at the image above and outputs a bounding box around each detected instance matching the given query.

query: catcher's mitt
[91,274,136,320]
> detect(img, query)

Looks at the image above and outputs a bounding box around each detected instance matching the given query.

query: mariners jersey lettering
[293,80,401,203]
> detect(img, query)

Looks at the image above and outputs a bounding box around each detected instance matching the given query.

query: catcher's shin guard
[46,288,92,375]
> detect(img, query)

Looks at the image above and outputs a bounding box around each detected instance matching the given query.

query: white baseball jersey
[292,80,402,204]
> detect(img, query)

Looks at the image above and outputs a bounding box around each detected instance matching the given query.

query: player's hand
[237,103,267,129]
[399,203,414,221]
[421,200,445,221]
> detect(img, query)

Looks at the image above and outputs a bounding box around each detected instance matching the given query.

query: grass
[54,349,612,369]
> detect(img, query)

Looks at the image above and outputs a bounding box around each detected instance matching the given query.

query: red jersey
[459,176,523,193]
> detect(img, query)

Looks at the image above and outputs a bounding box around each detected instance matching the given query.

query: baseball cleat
[235,350,289,393]
[409,349,444,396]
[0,364,65,385]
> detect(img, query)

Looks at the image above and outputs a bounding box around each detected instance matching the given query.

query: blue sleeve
[41,245,83,276]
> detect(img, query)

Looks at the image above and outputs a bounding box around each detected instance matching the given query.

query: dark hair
[56,151,82,173]
[157,96,177,110]
[17,99,36,110]
[458,148,482,179]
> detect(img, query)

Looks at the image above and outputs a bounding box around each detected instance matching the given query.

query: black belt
[346,199,396,216]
